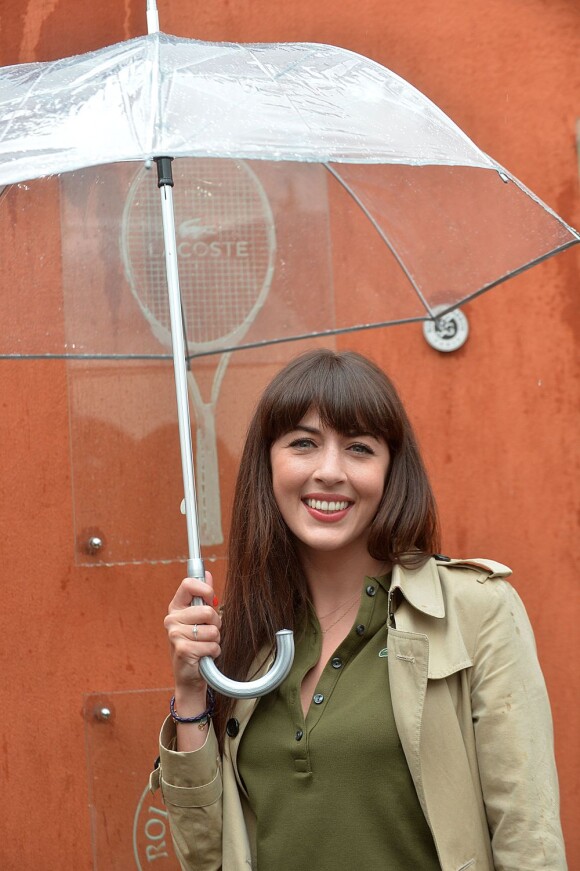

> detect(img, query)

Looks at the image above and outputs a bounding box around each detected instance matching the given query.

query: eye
[348,442,375,455]
[288,437,317,449]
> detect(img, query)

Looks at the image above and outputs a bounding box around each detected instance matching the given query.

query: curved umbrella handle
[194,594,295,698]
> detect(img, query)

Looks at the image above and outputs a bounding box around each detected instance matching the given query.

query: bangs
[260,350,401,444]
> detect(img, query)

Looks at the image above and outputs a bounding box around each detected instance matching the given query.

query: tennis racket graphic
[122,158,276,545]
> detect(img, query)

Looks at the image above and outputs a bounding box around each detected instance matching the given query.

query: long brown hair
[215,349,439,735]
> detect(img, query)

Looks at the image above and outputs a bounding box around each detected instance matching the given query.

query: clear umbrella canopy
[0,33,503,174]
[0,31,578,362]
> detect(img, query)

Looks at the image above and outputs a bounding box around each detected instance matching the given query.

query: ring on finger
[192,624,199,641]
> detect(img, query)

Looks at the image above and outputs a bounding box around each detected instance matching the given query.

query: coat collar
[391,558,446,618]
[390,557,468,680]
[390,555,511,619]
[390,557,490,678]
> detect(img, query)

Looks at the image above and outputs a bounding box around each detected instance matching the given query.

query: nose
[313,443,346,484]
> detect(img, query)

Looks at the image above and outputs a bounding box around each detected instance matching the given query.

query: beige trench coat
[151,557,567,871]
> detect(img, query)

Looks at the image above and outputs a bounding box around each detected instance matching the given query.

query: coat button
[356,624,365,636]
[331,657,343,669]
[295,729,304,741]
[366,584,377,597]
[226,718,239,737]
[313,693,324,705]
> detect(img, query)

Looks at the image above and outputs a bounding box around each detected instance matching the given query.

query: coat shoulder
[436,558,517,634]
[434,555,515,620]
[433,557,523,666]
[434,555,512,582]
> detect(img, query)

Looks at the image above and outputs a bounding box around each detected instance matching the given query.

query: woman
[151,349,566,871]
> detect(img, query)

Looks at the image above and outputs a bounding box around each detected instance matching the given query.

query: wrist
[173,685,208,715]
[170,686,216,726]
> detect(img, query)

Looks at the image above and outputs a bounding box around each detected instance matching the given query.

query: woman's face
[270,408,390,560]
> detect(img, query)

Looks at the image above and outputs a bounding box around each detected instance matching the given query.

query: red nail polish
[213,596,219,607]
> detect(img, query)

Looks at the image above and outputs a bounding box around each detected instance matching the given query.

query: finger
[168,575,215,610]
[165,620,221,652]
[170,636,222,666]
[165,602,222,632]
[187,622,221,645]
[204,571,220,608]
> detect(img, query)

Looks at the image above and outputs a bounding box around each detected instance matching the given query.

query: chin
[299,535,362,555]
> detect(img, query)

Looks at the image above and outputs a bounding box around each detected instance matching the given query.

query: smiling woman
[153,349,566,871]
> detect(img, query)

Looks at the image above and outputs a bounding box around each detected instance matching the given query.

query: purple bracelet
[170,688,216,724]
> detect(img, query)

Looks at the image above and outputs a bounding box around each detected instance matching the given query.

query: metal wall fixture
[83,694,116,724]
[86,535,104,554]
[423,308,469,353]
[95,706,112,721]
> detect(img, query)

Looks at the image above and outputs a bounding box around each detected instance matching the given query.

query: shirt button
[356,624,365,636]
[331,657,343,669]
[313,693,324,705]
[226,718,239,737]
[295,729,304,741]
[366,584,377,597]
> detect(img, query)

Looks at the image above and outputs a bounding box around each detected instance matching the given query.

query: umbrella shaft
[146,1,160,34]
[156,157,204,579]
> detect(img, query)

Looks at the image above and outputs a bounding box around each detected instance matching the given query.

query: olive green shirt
[237,575,441,870]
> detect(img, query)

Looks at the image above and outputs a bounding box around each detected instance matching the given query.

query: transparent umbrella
[0,0,578,697]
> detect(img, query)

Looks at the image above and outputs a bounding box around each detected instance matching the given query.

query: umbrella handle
[192,592,295,698]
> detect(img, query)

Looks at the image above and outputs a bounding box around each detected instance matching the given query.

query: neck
[298,544,388,613]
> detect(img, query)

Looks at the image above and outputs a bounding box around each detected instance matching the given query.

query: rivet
[96,706,111,721]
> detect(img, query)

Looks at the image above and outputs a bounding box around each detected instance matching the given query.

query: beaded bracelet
[170,687,216,727]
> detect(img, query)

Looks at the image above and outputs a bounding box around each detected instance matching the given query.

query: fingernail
[213,596,219,607]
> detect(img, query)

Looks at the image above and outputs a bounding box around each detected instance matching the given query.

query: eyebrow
[290,424,379,440]
[292,424,320,434]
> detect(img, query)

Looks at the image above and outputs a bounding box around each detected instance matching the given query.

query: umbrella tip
[146,0,160,34]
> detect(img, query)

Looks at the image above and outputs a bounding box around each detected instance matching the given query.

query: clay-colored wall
[0,1,578,868]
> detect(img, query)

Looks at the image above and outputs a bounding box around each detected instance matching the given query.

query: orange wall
[0,1,579,868]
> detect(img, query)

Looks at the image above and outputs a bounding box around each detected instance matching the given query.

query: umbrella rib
[181,317,430,357]
[431,237,580,316]
[0,353,174,360]
[499,166,580,240]
[323,163,434,317]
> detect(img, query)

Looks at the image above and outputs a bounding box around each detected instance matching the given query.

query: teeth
[305,499,349,512]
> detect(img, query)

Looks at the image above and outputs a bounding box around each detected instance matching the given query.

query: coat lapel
[390,560,472,678]
[387,560,471,819]
[386,627,430,815]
